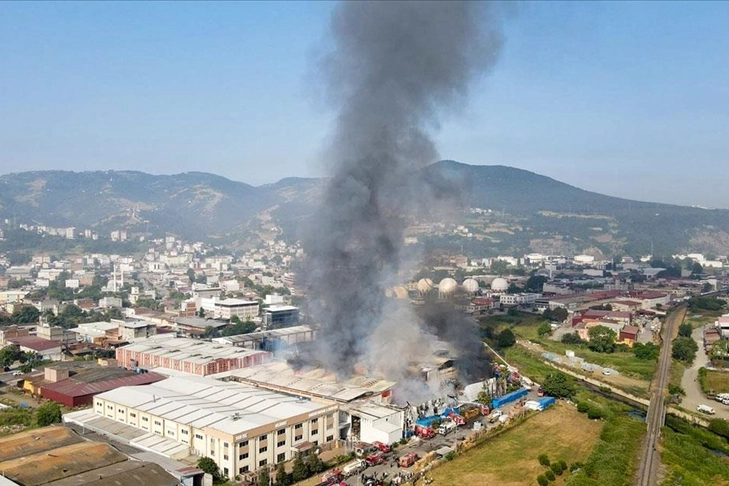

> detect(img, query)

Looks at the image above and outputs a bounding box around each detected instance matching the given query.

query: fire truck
[398,452,419,468]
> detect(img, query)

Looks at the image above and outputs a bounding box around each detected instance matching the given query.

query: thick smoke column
[302,2,503,385]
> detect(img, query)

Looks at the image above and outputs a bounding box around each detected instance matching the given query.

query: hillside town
[1,219,728,485]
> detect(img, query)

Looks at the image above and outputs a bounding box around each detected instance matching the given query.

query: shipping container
[536,396,556,409]
[491,387,529,409]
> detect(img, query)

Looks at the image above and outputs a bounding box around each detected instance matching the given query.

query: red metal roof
[8,336,62,351]
[42,372,166,398]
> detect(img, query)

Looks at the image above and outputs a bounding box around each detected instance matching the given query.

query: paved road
[636,305,686,486]
[680,324,729,420]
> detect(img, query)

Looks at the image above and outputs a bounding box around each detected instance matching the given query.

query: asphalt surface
[636,305,686,486]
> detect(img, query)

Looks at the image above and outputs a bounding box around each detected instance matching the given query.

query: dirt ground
[428,402,602,486]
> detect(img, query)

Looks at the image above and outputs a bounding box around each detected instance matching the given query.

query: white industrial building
[91,375,339,479]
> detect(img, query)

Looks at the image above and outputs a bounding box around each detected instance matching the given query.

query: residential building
[214,299,259,321]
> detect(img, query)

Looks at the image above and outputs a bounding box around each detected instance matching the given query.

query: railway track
[635,305,687,486]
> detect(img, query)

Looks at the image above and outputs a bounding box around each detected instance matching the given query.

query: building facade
[92,376,339,478]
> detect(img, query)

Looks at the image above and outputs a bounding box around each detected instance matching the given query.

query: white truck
[438,421,457,435]
[698,404,716,415]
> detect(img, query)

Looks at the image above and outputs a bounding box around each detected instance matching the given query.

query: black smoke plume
[301,1,504,396]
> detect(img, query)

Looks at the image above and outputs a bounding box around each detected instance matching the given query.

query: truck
[342,459,366,477]
[321,469,343,484]
[437,420,457,435]
[460,404,481,421]
[698,404,716,415]
[414,424,435,439]
[372,441,391,453]
[365,451,385,466]
[398,452,418,468]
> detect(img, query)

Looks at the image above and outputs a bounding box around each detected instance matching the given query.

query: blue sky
[1,2,728,207]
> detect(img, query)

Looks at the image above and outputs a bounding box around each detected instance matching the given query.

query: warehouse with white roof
[91,375,338,479]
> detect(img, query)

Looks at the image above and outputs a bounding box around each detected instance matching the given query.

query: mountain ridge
[1,162,727,256]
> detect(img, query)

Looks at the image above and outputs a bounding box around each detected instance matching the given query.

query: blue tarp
[415,415,441,427]
[441,407,460,418]
[491,387,528,409]
[536,396,556,409]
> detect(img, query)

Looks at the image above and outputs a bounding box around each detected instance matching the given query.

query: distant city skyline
[1,2,728,208]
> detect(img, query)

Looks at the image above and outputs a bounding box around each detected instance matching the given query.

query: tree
[633,342,660,361]
[496,328,516,348]
[222,320,257,337]
[203,325,218,339]
[542,372,575,399]
[258,466,270,486]
[275,461,291,486]
[476,381,491,405]
[537,323,552,337]
[186,268,196,284]
[10,305,40,324]
[672,337,699,363]
[544,307,568,322]
[561,333,583,345]
[291,454,308,482]
[305,453,325,474]
[198,307,206,318]
[197,457,222,483]
[691,262,704,275]
[587,325,617,353]
[35,401,61,426]
[525,275,548,293]
[0,345,21,368]
[678,323,693,338]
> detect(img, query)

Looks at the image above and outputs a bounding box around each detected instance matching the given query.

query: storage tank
[490,277,509,293]
[438,278,458,298]
[462,278,480,294]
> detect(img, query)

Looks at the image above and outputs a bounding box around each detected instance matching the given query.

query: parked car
[11,371,22,376]
[698,404,716,415]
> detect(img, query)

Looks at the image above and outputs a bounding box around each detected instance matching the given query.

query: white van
[698,404,716,415]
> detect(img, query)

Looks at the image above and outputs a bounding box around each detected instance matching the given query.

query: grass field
[428,403,602,486]
[661,416,729,486]
[702,369,729,394]
[482,312,656,382]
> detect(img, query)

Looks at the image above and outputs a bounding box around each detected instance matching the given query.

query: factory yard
[428,402,601,486]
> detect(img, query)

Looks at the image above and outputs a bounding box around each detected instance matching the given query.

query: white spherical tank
[462,278,480,294]
[438,277,458,297]
[417,278,434,294]
[491,277,509,292]
[392,286,409,299]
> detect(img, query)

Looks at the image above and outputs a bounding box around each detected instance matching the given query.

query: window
[195,434,203,440]
[277,453,285,463]
[294,424,303,430]
[259,446,268,453]
[310,418,318,424]
[277,429,286,436]
[259,435,267,442]
[130,413,136,418]
[326,413,334,420]
[181,430,188,435]
[224,442,229,449]
[154,420,161,426]
[142,417,149,422]
[277,440,285,447]
[311,429,318,435]
[326,435,334,442]
[259,459,267,467]
[223,468,229,477]
[239,466,249,474]
[107,405,113,410]
[239,440,249,448]
[239,453,249,460]
[118,409,124,414]
[327,422,333,430]
[295,435,303,442]
[224,454,229,460]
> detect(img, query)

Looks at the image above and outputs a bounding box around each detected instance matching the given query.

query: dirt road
[679,324,729,420]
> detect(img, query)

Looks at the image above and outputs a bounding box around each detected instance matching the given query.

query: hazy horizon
[2,2,728,208]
